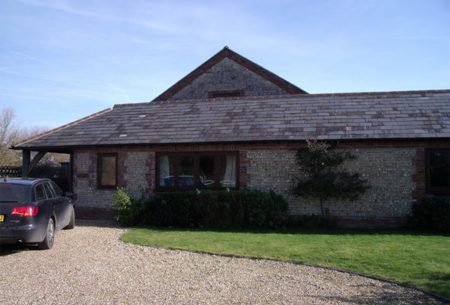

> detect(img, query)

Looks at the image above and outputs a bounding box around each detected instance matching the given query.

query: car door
[33,183,50,219]
[42,182,64,230]
[49,181,70,227]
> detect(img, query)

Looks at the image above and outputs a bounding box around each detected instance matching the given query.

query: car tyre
[64,207,75,230]
[38,218,55,250]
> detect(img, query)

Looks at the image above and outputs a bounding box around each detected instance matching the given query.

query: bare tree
[0,108,20,166]
[0,108,57,166]
[0,108,17,146]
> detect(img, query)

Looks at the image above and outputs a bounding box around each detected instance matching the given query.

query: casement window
[97,153,118,189]
[426,148,450,195]
[157,152,238,191]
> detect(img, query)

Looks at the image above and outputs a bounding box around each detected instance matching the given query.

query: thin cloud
[6,51,47,65]
[17,0,183,33]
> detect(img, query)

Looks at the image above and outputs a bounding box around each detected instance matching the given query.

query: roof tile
[14,90,450,149]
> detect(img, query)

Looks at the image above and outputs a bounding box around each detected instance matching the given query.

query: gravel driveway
[0,222,445,305]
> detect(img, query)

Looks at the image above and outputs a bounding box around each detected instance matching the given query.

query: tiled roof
[13,90,450,149]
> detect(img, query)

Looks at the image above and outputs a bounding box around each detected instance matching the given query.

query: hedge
[409,196,450,235]
[113,189,289,229]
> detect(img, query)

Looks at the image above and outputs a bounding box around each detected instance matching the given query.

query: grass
[121,228,450,298]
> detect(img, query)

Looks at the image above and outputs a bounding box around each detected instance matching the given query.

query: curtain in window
[221,155,236,187]
[101,156,117,186]
[159,156,170,186]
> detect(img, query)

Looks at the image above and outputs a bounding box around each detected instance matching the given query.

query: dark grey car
[0,178,75,249]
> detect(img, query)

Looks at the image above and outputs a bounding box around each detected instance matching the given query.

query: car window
[50,181,63,196]
[0,184,29,203]
[43,183,56,199]
[34,184,47,201]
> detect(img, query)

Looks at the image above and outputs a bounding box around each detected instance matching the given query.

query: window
[208,90,245,98]
[50,181,63,196]
[43,183,56,199]
[34,184,47,201]
[97,153,118,189]
[157,152,238,190]
[426,148,450,195]
[0,184,29,203]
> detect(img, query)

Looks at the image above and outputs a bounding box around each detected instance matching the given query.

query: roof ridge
[149,89,450,105]
[114,102,152,108]
[12,107,113,148]
[308,89,450,97]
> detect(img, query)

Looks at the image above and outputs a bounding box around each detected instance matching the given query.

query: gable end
[152,47,307,101]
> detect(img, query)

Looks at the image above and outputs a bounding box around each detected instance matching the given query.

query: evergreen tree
[291,140,369,217]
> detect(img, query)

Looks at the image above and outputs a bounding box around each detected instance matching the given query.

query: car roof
[0,177,51,185]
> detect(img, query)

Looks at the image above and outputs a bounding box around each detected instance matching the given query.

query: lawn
[121,228,450,298]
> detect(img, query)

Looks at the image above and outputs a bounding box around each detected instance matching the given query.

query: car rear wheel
[38,218,55,250]
[64,208,75,230]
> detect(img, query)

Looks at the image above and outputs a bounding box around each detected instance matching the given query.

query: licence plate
[0,215,4,222]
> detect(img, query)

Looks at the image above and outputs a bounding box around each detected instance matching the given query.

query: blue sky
[1,0,449,128]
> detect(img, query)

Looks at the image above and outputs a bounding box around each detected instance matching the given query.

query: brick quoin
[117,151,128,187]
[145,152,155,193]
[412,147,426,200]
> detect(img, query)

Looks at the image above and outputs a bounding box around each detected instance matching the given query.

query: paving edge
[120,237,450,304]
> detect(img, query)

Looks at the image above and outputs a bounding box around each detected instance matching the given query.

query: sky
[1,0,449,128]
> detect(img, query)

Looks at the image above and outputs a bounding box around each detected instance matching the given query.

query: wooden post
[69,152,74,192]
[29,151,46,173]
[22,150,30,178]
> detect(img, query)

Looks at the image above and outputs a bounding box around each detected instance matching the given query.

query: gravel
[0,222,445,305]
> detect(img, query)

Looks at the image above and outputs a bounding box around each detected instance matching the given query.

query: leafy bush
[112,188,147,225]
[409,196,450,235]
[113,189,289,229]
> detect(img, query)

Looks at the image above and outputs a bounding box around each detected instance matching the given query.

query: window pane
[0,184,28,203]
[51,181,63,196]
[430,150,450,188]
[157,153,237,190]
[199,156,215,188]
[44,183,56,199]
[100,156,117,186]
[179,156,195,187]
[35,184,47,201]
[159,155,176,187]
[219,155,236,188]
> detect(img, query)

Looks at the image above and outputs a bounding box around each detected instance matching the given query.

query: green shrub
[409,196,450,235]
[113,188,147,225]
[114,189,289,229]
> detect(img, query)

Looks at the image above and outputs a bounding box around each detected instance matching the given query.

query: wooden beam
[22,150,30,177]
[28,151,47,175]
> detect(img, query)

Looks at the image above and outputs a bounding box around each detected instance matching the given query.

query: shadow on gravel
[0,220,121,257]
[314,289,447,305]
[76,219,121,228]
[0,244,34,256]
